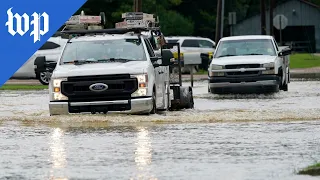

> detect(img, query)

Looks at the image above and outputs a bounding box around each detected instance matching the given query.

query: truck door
[144,39,165,108]
[181,39,201,52]
[198,39,216,53]
[273,38,288,83]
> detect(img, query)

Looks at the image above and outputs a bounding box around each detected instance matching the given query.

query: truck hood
[211,55,277,65]
[53,61,148,78]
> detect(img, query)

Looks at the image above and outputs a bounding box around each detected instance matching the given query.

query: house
[232,0,320,53]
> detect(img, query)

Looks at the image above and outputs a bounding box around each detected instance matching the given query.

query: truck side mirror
[278,48,292,57]
[161,49,174,66]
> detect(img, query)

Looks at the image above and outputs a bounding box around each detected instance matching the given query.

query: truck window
[39,41,60,50]
[144,38,155,57]
[60,38,146,64]
[167,39,178,44]
[199,40,214,48]
[214,39,277,58]
[181,39,200,48]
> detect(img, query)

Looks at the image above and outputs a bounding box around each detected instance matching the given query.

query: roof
[236,0,320,25]
[165,36,211,40]
[220,35,273,41]
[300,0,320,9]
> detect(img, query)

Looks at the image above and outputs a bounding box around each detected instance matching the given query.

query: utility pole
[260,0,267,35]
[269,0,275,36]
[133,0,142,12]
[215,0,222,43]
[220,0,225,38]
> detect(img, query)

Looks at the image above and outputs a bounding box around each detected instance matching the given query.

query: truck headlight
[263,62,275,69]
[131,74,148,97]
[209,65,224,77]
[51,78,68,101]
[262,62,275,74]
[211,65,223,70]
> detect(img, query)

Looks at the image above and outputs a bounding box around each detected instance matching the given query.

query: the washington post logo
[5,7,49,43]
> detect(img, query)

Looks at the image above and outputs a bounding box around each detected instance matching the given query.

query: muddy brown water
[0,80,320,179]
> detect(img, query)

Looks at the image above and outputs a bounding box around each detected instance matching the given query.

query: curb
[290,73,320,79]
[182,72,320,82]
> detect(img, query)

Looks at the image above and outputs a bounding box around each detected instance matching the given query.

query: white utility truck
[36,12,194,115]
[208,35,291,94]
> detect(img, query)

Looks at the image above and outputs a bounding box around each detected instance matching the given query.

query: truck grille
[61,74,138,102]
[225,64,261,76]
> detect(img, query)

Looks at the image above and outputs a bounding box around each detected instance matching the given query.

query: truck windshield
[214,39,276,58]
[60,38,146,64]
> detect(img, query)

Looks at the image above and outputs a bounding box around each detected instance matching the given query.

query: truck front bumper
[49,97,153,115]
[209,75,280,92]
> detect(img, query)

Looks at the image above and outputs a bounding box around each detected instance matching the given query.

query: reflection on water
[132,127,157,180]
[49,128,68,180]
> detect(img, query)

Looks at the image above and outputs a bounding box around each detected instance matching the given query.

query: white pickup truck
[208,35,291,94]
[38,27,194,116]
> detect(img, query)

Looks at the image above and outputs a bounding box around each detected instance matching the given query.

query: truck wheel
[38,71,52,85]
[186,90,194,109]
[150,91,157,114]
[283,83,288,91]
[283,69,289,91]
[166,85,170,111]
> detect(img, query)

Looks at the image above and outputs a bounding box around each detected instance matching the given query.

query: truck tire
[150,90,157,114]
[283,68,289,91]
[38,71,52,85]
[186,90,194,109]
[278,69,285,91]
[178,87,194,109]
[166,84,170,111]
[283,83,288,91]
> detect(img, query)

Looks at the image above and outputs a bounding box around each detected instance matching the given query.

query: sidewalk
[290,67,320,79]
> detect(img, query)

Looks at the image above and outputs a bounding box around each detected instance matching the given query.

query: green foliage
[159,10,194,35]
[70,0,320,38]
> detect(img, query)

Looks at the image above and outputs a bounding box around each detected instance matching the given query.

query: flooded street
[1,120,320,180]
[1,80,320,179]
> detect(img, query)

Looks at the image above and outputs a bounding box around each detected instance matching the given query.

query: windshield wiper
[96,58,134,63]
[64,59,97,65]
[216,54,237,58]
[242,53,264,55]
[64,58,135,65]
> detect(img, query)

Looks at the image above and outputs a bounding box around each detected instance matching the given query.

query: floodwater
[0,80,320,179]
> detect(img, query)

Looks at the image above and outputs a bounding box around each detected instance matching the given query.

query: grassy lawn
[298,163,320,176]
[290,53,320,69]
[0,84,48,90]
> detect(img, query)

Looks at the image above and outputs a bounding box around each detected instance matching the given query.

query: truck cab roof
[68,33,141,42]
[220,35,274,41]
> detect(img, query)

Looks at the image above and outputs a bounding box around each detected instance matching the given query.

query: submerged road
[0,80,320,179]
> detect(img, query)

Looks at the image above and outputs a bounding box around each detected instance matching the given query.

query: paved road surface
[0,80,320,180]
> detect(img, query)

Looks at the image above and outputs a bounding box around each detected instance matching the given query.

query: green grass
[0,84,48,90]
[298,163,320,176]
[290,53,320,69]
